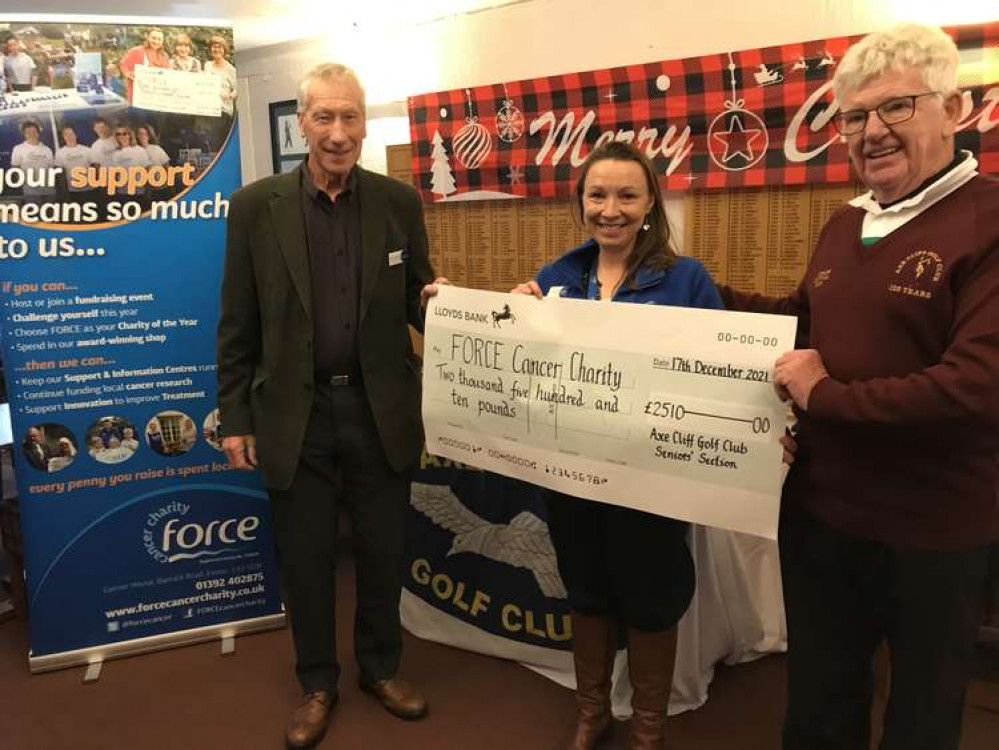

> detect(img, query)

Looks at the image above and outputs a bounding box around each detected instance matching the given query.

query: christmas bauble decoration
[495,98,525,143]
[453,117,492,169]
[707,107,768,170]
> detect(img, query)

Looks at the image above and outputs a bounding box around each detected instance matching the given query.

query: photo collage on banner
[0,16,283,670]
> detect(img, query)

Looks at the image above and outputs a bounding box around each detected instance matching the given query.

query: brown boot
[627,627,677,750]
[564,612,617,750]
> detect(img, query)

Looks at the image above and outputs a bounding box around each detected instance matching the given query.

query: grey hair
[296,63,366,114]
[833,23,960,102]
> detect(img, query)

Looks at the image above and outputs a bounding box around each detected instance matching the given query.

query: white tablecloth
[402,524,785,715]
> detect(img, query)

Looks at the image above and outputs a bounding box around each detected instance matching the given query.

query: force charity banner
[407,21,999,202]
[0,16,283,671]
[422,286,797,540]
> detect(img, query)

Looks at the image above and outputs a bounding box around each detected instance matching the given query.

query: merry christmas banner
[407,21,999,202]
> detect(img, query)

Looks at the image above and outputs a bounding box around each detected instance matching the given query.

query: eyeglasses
[115,131,130,136]
[832,92,940,136]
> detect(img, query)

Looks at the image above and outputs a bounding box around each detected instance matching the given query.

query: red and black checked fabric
[408,22,999,203]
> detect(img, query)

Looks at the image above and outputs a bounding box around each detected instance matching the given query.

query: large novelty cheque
[423,286,797,540]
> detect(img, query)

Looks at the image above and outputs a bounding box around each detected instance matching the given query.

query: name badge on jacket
[388,249,406,266]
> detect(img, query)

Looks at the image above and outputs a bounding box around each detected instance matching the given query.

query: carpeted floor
[2,552,998,750]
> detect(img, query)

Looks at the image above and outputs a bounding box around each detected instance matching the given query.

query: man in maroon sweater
[721,23,999,750]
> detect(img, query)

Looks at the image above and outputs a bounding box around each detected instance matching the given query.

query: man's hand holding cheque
[774,349,830,410]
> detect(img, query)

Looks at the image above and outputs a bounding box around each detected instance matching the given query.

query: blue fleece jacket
[535,239,723,310]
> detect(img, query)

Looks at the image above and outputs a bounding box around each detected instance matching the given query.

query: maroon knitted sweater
[721,175,999,550]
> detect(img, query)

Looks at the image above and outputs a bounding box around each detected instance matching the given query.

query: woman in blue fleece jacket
[513,141,722,750]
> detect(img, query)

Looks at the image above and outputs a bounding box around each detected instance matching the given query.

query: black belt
[315,368,363,387]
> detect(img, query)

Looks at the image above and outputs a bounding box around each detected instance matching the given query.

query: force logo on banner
[144,501,260,564]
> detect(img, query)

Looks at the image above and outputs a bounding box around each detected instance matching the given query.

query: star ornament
[712,113,764,164]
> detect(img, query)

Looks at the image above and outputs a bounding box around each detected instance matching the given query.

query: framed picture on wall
[269,99,307,174]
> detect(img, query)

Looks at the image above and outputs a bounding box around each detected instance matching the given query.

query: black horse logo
[491,303,516,328]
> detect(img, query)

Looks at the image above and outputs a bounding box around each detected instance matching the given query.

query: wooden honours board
[684,183,864,296]
[388,144,863,297]
[387,144,588,291]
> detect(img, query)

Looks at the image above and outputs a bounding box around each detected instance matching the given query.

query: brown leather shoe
[285,690,336,749]
[360,677,429,720]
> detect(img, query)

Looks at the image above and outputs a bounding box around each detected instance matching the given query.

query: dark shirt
[300,162,362,377]
[23,440,48,470]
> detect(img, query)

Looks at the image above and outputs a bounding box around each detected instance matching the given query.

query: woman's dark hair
[137,123,159,145]
[143,28,164,47]
[573,140,677,289]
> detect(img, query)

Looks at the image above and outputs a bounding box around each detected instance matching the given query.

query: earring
[642,214,651,231]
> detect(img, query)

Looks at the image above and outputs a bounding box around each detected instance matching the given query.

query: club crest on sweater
[889,250,944,300]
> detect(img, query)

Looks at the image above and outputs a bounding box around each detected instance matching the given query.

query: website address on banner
[195,597,267,616]
[104,584,265,619]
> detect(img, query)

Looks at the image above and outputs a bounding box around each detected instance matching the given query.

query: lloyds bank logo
[143,501,261,564]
